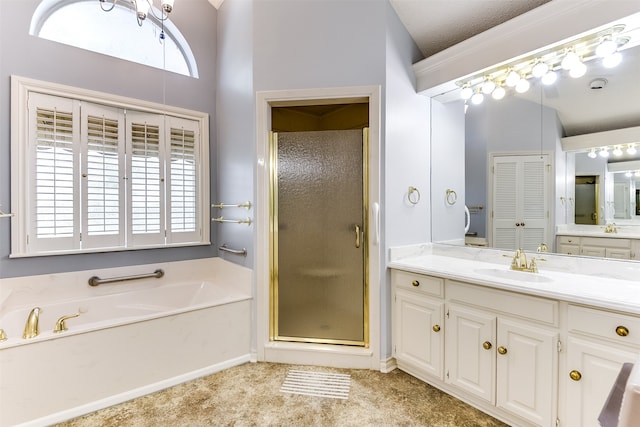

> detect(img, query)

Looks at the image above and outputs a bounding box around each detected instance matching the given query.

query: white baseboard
[380,357,397,373]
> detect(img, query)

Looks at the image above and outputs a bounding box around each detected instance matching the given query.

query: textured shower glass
[276,130,364,343]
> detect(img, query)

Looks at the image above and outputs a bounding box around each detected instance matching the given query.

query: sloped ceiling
[388,0,551,58]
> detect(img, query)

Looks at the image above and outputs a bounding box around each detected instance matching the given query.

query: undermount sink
[473,268,554,283]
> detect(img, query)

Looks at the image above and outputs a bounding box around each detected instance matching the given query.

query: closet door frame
[487,151,553,251]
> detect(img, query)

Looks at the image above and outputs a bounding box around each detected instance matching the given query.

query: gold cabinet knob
[432,324,441,332]
[482,341,492,350]
[569,370,582,381]
[411,280,420,287]
[616,326,629,337]
[497,346,508,355]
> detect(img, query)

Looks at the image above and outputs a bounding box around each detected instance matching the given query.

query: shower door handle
[354,225,361,248]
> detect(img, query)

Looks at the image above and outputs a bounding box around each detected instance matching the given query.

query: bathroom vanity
[556,225,640,260]
[388,244,640,427]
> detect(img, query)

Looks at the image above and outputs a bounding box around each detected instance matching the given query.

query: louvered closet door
[492,155,549,252]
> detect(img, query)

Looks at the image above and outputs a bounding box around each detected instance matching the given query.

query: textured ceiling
[388,0,551,58]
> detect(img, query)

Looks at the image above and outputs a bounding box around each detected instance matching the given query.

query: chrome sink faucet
[22,307,42,339]
[510,249,538,273]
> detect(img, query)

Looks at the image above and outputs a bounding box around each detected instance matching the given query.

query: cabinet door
[581,246,606,257]
[564,336,638,427]
[394,288,444,379]
[446,304,496,403]
[605,248,631,260]
[496,318,558,427]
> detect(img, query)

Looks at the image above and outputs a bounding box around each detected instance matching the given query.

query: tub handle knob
[54,313,80,333]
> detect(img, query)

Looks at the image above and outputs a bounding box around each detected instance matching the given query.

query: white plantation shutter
[81,103,125,249]
[127,112,165,246]
[28,93,80,252]
[166,116,200,243]
[13,78,209,256]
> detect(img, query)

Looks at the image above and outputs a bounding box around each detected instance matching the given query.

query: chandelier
[99,0,175,26]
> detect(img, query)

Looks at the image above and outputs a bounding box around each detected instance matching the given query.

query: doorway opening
[255,86,381,369]
[270,104,369,346]
[575,175,600,225]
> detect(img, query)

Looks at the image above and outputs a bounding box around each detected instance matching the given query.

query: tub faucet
[22,307,42,339]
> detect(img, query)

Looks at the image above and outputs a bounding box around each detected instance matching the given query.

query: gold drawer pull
[482,341,492,350]
[616,326,629,337]
[497,346,507,355]
[432,324,441,332]
[411,280,420,287]
[569,370,582,381]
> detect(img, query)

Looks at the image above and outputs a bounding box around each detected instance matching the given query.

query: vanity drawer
[447,280,558,326]
[557,235,580,245]
[581,237,631,249]
[391,270,443,298]
[568,304,640,347]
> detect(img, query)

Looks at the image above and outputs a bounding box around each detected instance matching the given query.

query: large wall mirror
[425,5,640,259]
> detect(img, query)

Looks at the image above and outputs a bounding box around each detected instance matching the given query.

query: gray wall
[216,0,427,360]
[0,0,218,278]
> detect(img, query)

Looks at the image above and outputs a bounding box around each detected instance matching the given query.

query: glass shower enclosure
[270,129,368,346]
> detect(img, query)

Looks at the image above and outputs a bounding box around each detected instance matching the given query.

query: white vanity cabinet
[446,281,559,427]
[563,305,640,427]
[391,270,445,380]
[556,235,633,259]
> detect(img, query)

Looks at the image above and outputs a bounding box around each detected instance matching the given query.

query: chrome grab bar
[218,244,247,256]
[88,269,164,287]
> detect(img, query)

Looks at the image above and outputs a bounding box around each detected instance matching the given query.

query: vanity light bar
[456,24,630,101]
[588,144,638,158]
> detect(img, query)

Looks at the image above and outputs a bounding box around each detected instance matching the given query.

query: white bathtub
[0,258,252,427]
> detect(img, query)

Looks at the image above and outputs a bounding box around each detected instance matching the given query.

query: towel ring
[445,189,457,205]
[408,186,420,205]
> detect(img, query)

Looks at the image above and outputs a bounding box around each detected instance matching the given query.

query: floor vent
[280,369,351,400]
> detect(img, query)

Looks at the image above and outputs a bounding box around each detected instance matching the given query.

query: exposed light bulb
[627,145,637,155]
[492,86,506,100]
[603,52,622,68]
[531,61,549,78]
[541,71,557,86]
[626,171,633,178]
[613,146,623,156]
[569,61,587,78]
[471,91,484,105]
[596,37,617,58]
[515,78,530,93]
[161,0,175,13]
[599,148,610,158]
[460,85,473,100]
[505,70,521,87]
[561,50,579,70]
[587,149,597,159]
[481,79,496,94]
[135,0,150,19]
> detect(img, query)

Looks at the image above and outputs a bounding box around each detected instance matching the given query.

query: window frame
[10,75,210,257]
[29,0,199,78]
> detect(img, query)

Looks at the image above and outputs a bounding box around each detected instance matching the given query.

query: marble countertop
[388,244,640,315]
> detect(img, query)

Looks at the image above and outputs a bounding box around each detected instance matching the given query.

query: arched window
[30,0,199,78]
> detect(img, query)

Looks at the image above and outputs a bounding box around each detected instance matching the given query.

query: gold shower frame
[268,128,370,348]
